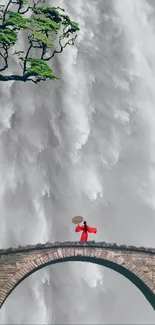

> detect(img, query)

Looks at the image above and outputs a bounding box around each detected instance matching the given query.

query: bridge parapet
[0,241,154,254]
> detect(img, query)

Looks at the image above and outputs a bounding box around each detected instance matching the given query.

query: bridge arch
[0,245,154,310]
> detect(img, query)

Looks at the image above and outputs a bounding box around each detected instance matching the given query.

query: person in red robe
[75,221,97,242]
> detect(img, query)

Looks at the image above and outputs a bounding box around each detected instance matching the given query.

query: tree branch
[0,72,39,82]
[27,78,38,83]
[45,34,78,61]
[2,0,12,23]
[41,44,46,59]
[23,37,33,73]
[0,46,8,72]
[0,1,80,83]
[0,21,15,29]
[20,0,44,14]
[16,0,24,13]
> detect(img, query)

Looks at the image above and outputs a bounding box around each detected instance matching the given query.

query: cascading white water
[0,0,155,323]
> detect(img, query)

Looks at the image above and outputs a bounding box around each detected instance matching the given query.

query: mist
[0,0,155,323]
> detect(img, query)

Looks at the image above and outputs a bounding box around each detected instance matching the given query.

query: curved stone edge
[0,241,154,255]
[0,247,154,307]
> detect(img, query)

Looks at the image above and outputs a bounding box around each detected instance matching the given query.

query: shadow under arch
[1,256,155,310]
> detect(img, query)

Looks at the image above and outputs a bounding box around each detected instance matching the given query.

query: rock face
[0,242,154,310]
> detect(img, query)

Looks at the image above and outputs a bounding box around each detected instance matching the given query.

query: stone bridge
[0,242,154,310]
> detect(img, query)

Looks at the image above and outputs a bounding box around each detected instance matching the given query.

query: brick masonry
[0,242,154,309]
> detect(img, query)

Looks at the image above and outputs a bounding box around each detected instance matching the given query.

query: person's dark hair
[83,221,87,232]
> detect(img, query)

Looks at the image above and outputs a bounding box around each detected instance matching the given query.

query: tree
[0,0,79,83]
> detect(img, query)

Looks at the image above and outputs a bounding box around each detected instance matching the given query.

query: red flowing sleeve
[87,226,97,234]
[75,225,84,232]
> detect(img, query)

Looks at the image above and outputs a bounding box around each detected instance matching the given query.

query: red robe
[75,224,97,242]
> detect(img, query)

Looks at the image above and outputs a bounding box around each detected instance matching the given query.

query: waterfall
[0,0,155,323]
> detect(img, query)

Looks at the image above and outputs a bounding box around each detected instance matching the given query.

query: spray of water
[0,0,155,323]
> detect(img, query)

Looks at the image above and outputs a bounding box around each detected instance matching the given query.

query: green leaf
[31,30,54,46]
[31,15,60,31]
[0,29,17,45]
[0,3,80,84]
[5,11,31,29]
[33,6,64,23]
[61,14,80,32]
[32,6,79,32]
[24,58,59,81]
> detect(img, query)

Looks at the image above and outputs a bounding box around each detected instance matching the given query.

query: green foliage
[5,11,31,29]
[29,15,60,47]
[32,16,60,31]
[25,58,59,81]
[33,6,64,23]
[30,6,79,47]
[30,16,60,48]
[0,28,17,45]
[61,14,80,32]
[31,30,54,47]
[0,0,80,83]
[33,6,80,32]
